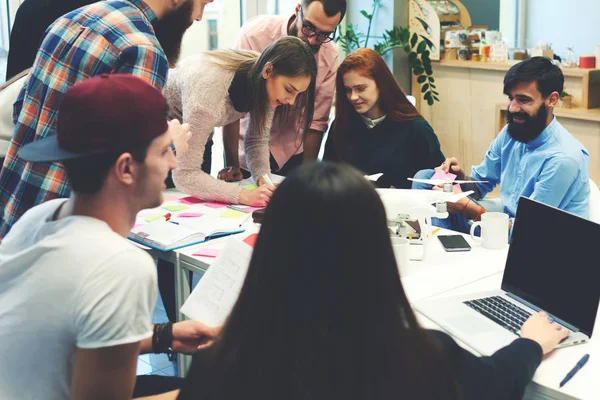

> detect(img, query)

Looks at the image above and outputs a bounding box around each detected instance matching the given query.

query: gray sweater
[166,54,273,204]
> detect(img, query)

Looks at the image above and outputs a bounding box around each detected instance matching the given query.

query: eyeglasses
[298,6,336,43]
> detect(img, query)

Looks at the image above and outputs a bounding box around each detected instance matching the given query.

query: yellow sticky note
[144,215,164,222]
[243,184,257,191]
[163,204,189,212]
[220,209,247,219]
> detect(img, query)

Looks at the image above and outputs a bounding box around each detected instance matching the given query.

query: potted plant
[336,0,439,105]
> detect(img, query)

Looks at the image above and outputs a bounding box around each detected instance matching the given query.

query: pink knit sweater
[165,54,273,204]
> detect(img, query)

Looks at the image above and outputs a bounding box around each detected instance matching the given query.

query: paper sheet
[180,240,253,327]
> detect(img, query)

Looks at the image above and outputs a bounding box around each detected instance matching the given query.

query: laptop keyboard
[464,296,532,335]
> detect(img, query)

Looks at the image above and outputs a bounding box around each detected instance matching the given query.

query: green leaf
[428,77,435,83]
[414,67,425,75]
[400,28,410,44]
[410,33,418,48]
[421,83,430,93]
[422,50,430,60]
[417,40,427,54]
[404,45,412,53]
[427,97,434,106]
[433,96,440,101]
[424,92,432,100]
[417,75,427,84]
[408,52,417,62]
[430,84,436,89]
[411,59,422,69]
[360,10,371,20]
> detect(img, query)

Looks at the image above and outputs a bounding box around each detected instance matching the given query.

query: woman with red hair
[324,48,444,189]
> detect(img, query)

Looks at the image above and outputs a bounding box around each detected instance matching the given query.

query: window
[208,19,218,50]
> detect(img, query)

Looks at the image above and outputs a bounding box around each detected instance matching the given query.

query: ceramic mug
[470,212,509,249]
[391,236,411,276]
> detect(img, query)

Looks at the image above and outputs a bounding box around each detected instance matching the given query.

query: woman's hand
[520,312,570,354]
[239,185,275,206]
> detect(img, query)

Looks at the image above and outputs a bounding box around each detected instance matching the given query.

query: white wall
[524,0,600,56]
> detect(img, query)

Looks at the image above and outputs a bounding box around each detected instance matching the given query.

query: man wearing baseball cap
[0,75,215,399]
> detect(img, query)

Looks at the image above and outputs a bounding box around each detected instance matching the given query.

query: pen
[260,173,274,186]
[432,227,441,235]
[169,221,179,225]
[559,354,590,388]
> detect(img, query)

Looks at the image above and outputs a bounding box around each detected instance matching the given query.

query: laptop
[415,197,600,355]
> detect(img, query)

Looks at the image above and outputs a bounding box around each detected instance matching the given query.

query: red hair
[331,48,421,161]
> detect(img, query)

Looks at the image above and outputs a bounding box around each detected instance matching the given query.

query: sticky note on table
[243,233,258,248]
[203,202,227,209]
[243,184,258,191]
[431,170,457,181]
[177,212,204,218]
[179,196,203,205]
[144,215,164,223]
[192,248,221,258]
[220,209,247,219]
[163,204,189,212]
[163,195,179,202]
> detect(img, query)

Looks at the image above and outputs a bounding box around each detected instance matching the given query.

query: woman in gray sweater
[166,36,316,206]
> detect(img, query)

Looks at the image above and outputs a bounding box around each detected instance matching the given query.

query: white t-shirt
[0,199,157,400]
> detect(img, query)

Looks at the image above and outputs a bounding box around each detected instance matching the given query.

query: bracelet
[460,198,471,214]
[152,322,173,355]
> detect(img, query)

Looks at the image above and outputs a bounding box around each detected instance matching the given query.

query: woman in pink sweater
[166,36,316,206]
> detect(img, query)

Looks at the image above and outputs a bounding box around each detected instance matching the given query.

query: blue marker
[559,354,589,388]
[169,221,179,225]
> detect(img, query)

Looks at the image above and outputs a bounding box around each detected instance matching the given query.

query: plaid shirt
[0,0,168,239]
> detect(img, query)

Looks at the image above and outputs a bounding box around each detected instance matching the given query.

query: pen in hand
[260,173,274,186]
[559,354,589,388]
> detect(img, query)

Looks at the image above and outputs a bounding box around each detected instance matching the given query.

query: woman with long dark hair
[324,48,445,189]
[166,36,317,206]
[166,163,568,400]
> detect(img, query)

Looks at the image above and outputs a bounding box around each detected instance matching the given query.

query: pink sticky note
[242,206,264,212]
[431,170,457,181]
[179,196,203,205]
[177,212,204,218]
[203,202,227,209]
[132,223,142,230]
[163,195,178,202]
[192,248,220,258]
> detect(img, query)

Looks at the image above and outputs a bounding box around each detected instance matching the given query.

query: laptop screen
[502,197,600,336]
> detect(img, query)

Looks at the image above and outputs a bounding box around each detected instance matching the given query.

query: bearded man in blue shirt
[412,56,590,234]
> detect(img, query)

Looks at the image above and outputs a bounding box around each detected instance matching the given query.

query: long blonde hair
[204,37,317,142]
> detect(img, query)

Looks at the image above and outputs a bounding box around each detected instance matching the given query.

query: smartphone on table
[438,234,471,252]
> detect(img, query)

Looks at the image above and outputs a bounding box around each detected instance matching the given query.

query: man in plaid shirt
[0,0,211,240]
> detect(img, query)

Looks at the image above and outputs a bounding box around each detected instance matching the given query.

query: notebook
[128,212,245,251]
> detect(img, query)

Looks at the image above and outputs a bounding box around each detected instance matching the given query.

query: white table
[416,274,600,400]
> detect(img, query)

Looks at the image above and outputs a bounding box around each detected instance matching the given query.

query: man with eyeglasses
[218,0,346,181]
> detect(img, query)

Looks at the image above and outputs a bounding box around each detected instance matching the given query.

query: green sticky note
[163,204,189,212]
[144,215,164,222]
[220,209,247,219]
[243,184,257,191]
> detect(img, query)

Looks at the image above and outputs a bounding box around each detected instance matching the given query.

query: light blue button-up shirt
[472,117,590,219]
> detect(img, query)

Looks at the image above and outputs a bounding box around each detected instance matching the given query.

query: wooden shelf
[496,103,600,124]
[433,60,600,78]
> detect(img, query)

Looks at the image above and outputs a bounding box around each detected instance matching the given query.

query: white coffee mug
[470,212,509,249]
[391,237,411,276]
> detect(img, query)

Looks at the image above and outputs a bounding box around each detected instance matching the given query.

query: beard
[289,22,321,53]
[153,1,194,66]
[507,104,549,143]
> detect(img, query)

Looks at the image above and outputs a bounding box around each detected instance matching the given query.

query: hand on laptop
[520,312,570,354]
